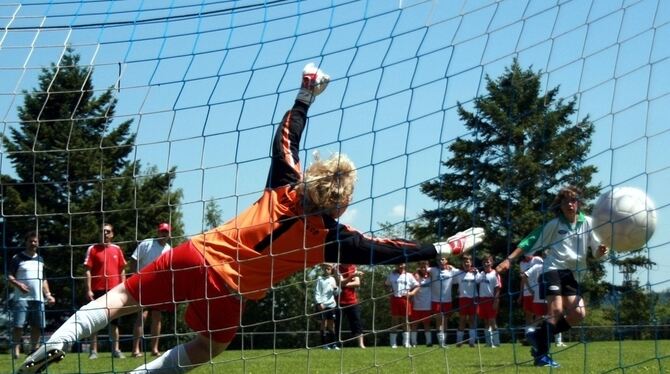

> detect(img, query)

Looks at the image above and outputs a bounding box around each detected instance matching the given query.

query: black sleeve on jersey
[322,217,437,265]
[266,101,309,188]
[8,254,21,276]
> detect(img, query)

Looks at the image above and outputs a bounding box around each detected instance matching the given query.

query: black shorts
[315,305,337,321]
[540,269,580,297]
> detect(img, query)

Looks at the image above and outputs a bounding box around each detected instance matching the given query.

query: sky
[0,0,669,291]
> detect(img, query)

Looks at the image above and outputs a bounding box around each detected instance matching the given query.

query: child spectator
[385,263,419,348]
[454,255,478,347]
[314,263,339,349]
[410,261,433,347]
[430,256,455,348]
[476,254,501,348]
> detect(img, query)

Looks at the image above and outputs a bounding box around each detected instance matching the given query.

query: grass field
[3,340,670,373]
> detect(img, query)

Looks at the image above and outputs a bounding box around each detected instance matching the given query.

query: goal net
[2,0,669,373]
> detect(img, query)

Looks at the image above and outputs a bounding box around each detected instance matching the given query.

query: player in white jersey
[497,186,608,368]
[385,263,420,348]
[453,255,478,347]
[476,254,501,347]
[430,256,455,347]
[410,261,433,347]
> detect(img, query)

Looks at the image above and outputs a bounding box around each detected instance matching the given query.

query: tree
[1,48,184,317]
[409,60,603,327]
[411,59,600,257]
[204,198,223,229]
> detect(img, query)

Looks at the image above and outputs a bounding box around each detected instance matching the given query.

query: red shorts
[390,296,412,318]
[431,302,452,314]
[477,297,498,320]
[532,302,547,317]
[458,297,477,316]
[411,309,433,322]
[125,241,243,343]
[522,295,534,313]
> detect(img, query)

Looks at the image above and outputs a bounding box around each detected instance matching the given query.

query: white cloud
[340,208,358,225]
[391,204,405,217]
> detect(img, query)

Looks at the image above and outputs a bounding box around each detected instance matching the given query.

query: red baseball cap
[157,223,171,232]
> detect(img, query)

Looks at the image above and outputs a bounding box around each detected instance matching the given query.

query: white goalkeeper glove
[433,227,486,256]
[296,62,330,105]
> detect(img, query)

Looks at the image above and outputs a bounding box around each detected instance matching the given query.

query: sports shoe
[88,351,98,360]
[296,63,330,105]
[434,227,485,256]
[534,354,560,368]
[556,342,567,347]
[17,347,65,374]
[112,350,125,359]
[391,344,398,349]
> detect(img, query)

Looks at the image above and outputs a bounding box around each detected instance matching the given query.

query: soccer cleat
[17,347,65,374]
[534,354,560,368]
[296,63,330,105]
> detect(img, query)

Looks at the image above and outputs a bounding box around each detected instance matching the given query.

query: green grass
[4,341,670,373]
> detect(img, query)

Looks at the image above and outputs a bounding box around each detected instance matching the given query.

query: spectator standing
[8,232,56,359]
[314,263,339,349]
[130,223,172,357]
[430,256,455,347]
[336,264,366,348]
[385,263,419,348]
[519,254,543,344]
[476,254,501,348]
[410,261,433,347]
[453,255,478,347]
[84,223,127,359]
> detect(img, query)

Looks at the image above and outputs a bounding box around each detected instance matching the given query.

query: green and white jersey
[518,212,602,281]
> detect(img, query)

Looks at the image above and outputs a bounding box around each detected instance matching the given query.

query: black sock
[537,321,555,356]
[555,317,571,334]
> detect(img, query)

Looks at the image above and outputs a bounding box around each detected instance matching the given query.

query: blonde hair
[296,152,357,215]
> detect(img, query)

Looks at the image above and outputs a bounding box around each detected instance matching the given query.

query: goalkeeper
[18,63,485,374]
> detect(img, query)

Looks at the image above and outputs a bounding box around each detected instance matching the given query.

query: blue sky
[0,0,669,290]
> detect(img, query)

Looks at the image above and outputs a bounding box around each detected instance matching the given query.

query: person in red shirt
[83,223,127,360]
[336,264,366,349]
[19,64,485,374]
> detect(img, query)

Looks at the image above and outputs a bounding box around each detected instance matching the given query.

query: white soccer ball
[591,187,657,252]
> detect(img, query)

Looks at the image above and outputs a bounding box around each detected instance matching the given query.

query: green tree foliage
[411,60,600,255]
[204,198,223,229]
[1,48,184,315]
[409,60,602,327]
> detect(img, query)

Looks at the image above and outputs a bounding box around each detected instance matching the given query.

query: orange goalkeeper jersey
[190,102,437,300]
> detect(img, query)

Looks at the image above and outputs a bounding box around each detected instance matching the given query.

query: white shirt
[524,263,546,304]
[132,238,172,271]
[387,271,419,297]
[412,274,432,311]
[476,269,501,298]
[453,269,477,299]
[522,213,602,281]
[10,252,46,301]
[430,267,454,303]
[520,256,543,296]
[314,275,338,308]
